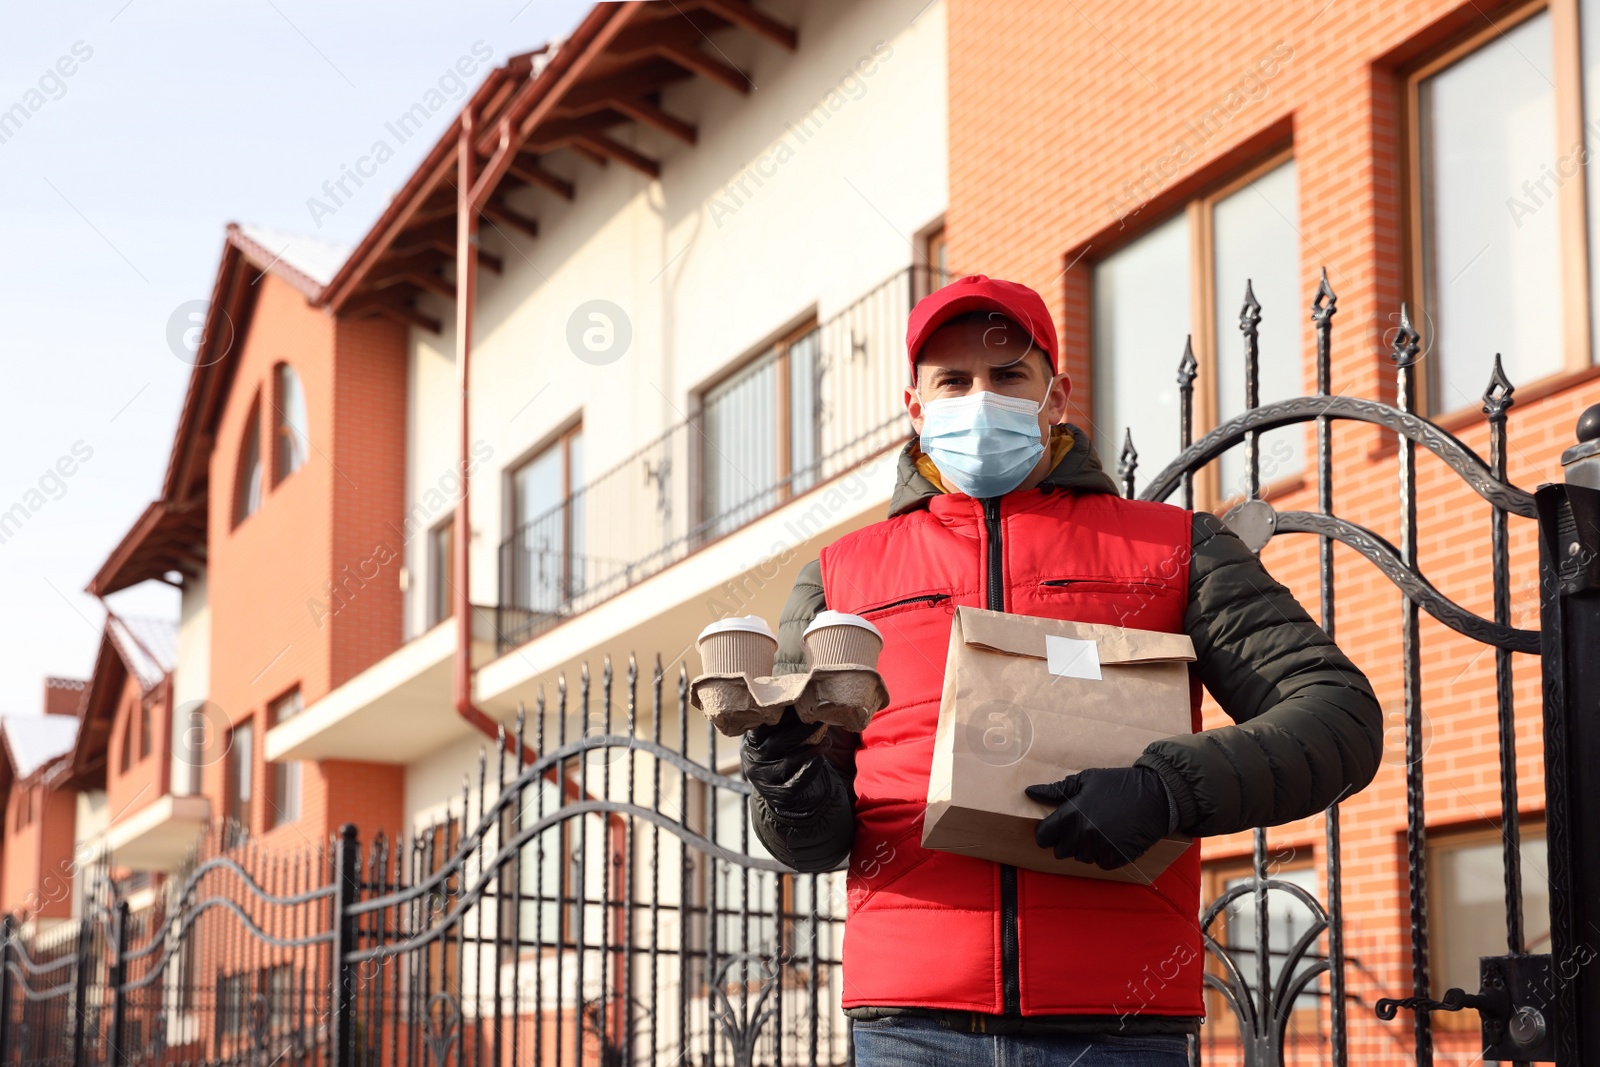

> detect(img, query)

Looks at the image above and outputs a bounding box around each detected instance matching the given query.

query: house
[0,679,86,933]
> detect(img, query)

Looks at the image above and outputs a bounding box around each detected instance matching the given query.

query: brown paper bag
[922,606,1196,884]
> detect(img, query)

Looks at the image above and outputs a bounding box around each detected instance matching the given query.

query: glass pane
[1092,213,1192,490]
[789,329,822,495]
[1421,12,1561,413]
[511,446,566,615]
[1220,866,1322,1011]
[1434,832,1551,995]
[229,722,253,825]
[276,364,309,479]
[702,350,779,537]
[1213,160,1304,497]
[427,518,453,628]
[235,405,262,523]
[566,431,585,599]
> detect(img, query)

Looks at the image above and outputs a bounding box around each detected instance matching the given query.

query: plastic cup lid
[697,615,777,642]
[803,610,883,641]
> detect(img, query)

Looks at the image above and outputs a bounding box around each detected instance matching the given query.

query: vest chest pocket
[856,592,954,622]
[1035,577,1179,623]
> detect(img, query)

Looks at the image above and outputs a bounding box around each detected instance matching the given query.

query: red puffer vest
[818,485,1204,1018]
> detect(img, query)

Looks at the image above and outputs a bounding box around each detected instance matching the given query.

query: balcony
[495,265,943,654]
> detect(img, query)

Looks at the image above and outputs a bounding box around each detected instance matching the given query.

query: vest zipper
[982,496,1022,1016]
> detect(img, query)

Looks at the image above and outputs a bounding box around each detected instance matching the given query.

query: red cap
[906,275,1058,374]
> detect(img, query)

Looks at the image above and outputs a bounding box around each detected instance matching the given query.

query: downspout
[451,106,505,749]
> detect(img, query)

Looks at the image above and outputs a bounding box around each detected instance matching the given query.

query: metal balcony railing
[496,264,948,652]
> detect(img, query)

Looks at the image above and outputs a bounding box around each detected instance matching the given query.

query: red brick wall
[2,780,77,923]
[205,273,407,847]
[947,0,1597,1057]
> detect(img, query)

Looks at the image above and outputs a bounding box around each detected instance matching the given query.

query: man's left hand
[1025,767,1174,870]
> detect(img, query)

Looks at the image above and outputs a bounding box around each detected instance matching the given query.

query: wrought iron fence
[0,657,849,1067]
[496,265,942,652]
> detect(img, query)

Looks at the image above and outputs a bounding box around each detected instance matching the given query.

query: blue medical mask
[915,389,1046,498]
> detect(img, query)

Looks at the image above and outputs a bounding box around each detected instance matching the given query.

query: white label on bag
[1045,634,1102,680]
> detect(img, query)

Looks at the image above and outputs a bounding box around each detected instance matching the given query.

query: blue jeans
[851,1014,1190,1066]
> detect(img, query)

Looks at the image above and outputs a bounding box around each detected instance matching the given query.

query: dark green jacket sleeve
[1134,512,1384,837]
[740,558,859,872]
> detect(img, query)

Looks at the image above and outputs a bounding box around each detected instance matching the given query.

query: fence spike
[1390,303,1421,368]
[1482,353,1515,421]
[1118,429,1139,499]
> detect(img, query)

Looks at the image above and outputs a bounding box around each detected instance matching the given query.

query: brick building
[942,0,1597,1056]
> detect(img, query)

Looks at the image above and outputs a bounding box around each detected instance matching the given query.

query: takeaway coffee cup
[696,616,779,677]
[802,611,884,668]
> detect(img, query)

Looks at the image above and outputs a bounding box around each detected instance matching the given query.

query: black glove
[744,705,829,755]
[1024,766,1176,870]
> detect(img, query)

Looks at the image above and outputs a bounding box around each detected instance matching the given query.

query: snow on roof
[236,223,352,289]
[108,615,178,693]
[2,714,79,780]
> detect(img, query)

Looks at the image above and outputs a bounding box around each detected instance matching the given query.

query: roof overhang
[321,0,798,328]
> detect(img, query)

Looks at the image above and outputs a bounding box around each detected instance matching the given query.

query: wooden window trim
[1402,0,1593,420]
[695,318,821,523]
[1199,853,1324,1039]
[505,420,583,606]
[1092,149,1298,512]
[1425,820,1548,1032]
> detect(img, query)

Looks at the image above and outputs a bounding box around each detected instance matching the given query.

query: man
[741,275,1383,1063]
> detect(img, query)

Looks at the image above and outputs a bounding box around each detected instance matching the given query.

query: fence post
[329,825,360,1067]
[106,901,129,1067]
[70,918,92,1067]
[1537,402,1600,1066]
[0,914,14,1063]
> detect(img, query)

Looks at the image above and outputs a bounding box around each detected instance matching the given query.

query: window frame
[1198,850,1325,1038]
[232,394,264,528]
[1425,819,1550,1032]
[1402,0,1594,418]
[694,316,822,534]
[272,362,310,486]
[225,718,254,837]
[267,690,303,829]
[505,420,585,612]
[426,513,455,630]
[1090,148,1301,511]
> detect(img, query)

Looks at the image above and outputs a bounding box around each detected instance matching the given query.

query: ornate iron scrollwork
[707,953,782,1067]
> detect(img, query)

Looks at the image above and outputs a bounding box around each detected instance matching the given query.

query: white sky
[0,0,593,718]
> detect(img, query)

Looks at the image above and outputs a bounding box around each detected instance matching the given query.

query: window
[1409,6,1583,416]
[274,363,309,482]
[233,398,263,525]
[217,972,247,1040]
[918,224,950,299]
[267,692,302,828]
[138,699,152,760]
[426,515,454,629]
[1429,824,1550,1029]
[1092,156,1303,504]
[119,703,134,773]
[700,322,822,538]
[508,425,584,617]
[1199,858,1324,1036]
[226,719,253,836]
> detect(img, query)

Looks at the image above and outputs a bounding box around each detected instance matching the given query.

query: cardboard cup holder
[688,663,890,737]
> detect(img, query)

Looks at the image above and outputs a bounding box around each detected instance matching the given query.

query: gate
[1118,273,1600,1064]
[3,279,1598,1067]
